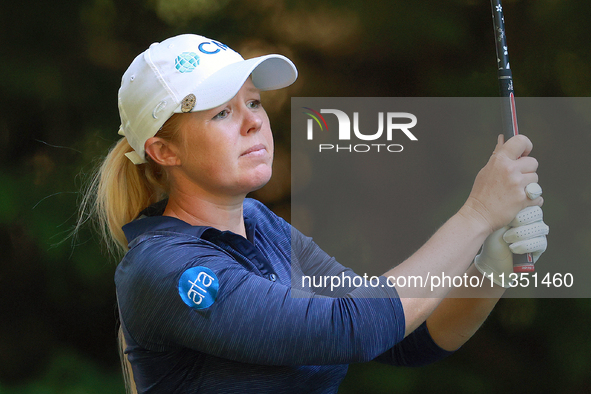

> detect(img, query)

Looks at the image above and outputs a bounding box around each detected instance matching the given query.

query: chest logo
[178,267,219,310]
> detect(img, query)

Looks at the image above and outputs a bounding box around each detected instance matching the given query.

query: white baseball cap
[117,34,298,164]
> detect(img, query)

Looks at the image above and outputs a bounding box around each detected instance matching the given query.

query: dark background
[1,0,590,393]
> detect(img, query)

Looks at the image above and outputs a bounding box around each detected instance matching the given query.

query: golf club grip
[491,0,535,273]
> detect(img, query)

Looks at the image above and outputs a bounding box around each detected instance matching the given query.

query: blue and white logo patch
[178,267,219,310]
[175,52,200,73]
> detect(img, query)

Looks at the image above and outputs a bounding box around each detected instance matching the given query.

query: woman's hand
[460,134,543,235]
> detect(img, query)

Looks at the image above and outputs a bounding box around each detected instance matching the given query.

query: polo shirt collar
[122,199,258,245]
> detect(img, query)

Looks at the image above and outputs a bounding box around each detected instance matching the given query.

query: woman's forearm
[384,208,491,335]
[426,264,505,351]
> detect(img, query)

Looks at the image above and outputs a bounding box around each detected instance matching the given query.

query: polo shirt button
[269,274,277,282]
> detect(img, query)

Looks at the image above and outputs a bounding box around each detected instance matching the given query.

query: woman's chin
[245,168,273,194]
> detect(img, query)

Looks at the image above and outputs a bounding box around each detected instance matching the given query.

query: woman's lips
[241,144,266,157]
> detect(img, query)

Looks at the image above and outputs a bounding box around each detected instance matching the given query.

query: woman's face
[171,79,274,198]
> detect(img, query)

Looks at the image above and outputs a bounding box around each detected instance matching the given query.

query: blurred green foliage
[0,0,589,392]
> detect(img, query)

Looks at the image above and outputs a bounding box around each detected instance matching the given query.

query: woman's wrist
[456,199,496,238]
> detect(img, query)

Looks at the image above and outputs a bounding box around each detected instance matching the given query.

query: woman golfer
[85,34,548,393]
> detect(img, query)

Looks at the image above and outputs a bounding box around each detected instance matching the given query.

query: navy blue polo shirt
[115,198,452,393]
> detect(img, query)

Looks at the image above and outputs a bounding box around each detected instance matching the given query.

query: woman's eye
[213,109,229,120]
[247,100,261,109]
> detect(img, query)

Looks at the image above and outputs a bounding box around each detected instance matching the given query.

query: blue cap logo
[178,266,219,310]
[175,52,200,73]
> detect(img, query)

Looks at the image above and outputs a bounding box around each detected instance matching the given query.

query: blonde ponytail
[73,116,184,391]
[118,325,138,394]
[76,114,183,257]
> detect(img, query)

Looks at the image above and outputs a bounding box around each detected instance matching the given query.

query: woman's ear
[145,137,181,166]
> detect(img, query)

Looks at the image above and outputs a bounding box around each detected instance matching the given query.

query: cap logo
[175,52,200,73]
[198,40,229,54]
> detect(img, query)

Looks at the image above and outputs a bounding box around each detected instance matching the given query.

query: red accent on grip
[514,264,535,273]
[510,92,519,135]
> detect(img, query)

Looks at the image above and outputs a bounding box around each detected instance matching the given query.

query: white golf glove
[475,206,549,288]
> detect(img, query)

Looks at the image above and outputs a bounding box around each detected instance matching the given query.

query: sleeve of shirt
[291,228,454,366]
[373,321,455,366]
[116,233,406,367]
[290,226,366,297]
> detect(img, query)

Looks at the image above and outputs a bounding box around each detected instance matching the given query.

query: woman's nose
[241,108,263,135]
